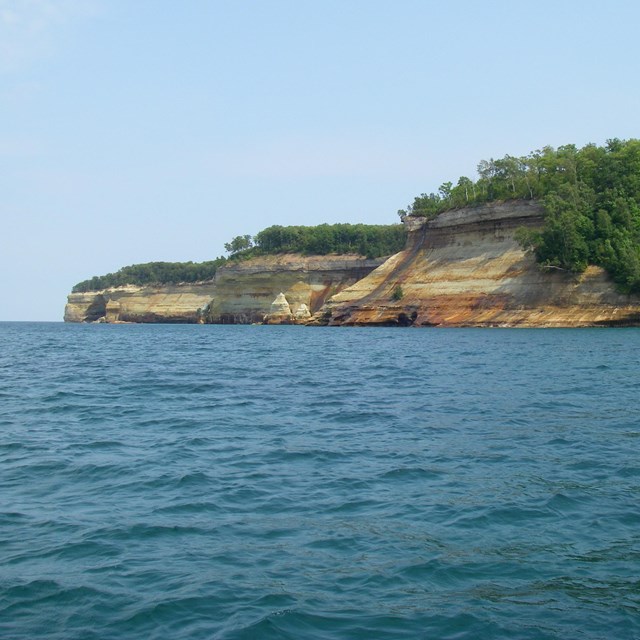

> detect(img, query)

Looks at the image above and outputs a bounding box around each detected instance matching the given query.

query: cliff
[206,254,384,323]
[317,201,640,327]
[64,254,383,323]
[64,283,216,323]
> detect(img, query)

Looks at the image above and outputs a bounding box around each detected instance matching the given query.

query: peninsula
[65,140,640,327]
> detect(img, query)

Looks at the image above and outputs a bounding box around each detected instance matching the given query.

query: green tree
[224,235,253,255]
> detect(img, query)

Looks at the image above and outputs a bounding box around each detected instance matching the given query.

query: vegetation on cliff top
[72,223,405,292]
[72,259,227,293]
[400,139,640,293]
[225,223,406,259]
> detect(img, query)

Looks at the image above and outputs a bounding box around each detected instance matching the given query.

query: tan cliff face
[207,254,384,323]
[64,254,383,323]
[64,283,216,323]
[318,201,640,327]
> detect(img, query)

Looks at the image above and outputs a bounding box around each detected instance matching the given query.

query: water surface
[1,323,639,639]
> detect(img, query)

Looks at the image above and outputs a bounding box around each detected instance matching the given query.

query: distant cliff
[316,201,640,327]
[64,254,382,324]
[64,283,216,323]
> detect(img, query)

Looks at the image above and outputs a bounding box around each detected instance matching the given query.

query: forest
[399,139,640,293]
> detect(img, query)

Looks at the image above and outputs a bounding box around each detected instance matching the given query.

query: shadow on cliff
[84,295,106,322]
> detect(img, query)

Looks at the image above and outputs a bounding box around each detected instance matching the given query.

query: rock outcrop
[64,254,383,324]
[294,303,311,321]
[317,201,640,327]
[205,254,384,324]
[64,283,216,323]
[263,292,295,324]
[105,299,122,323]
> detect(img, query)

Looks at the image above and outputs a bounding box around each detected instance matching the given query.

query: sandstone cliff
[64,283,216,323]
[65,202,640,327]
[317,201,640,327]
[64,254,382,323]
[206,254,384,323]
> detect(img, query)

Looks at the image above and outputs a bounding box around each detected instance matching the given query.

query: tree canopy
[73,224,405,292]
[72,259,227,293]
[73,140,640,295]
[228,223,405,259]
[400,139,640,293]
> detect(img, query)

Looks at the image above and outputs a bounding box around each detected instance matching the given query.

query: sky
[1,0,639,321]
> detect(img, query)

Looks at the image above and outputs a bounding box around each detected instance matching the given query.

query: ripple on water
[1,323,640,639]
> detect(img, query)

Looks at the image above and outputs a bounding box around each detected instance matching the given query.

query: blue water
[1,323,639,639]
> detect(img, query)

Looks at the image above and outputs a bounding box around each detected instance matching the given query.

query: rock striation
[263,292,295,324]
[64,283,215,323]
[64,254,383,324]
[316,201,640,327]
[205,254,384,324]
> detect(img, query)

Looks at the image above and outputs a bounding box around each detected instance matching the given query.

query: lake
[1,323,639,639]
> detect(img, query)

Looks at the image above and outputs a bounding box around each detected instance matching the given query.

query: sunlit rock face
[206,254,384,324]
[64,283,215,323]
[263,292,295,325]
[294,303,312,321]
[317,201,640,327]
[105,299,121,323]
[64,254,383,324]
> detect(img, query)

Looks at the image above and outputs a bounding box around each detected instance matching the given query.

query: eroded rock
[318,201,640,327]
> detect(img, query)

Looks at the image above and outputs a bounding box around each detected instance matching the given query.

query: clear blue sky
[2,0,639,320]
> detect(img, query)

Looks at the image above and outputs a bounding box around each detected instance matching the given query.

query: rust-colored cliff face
[318,201,640,327]
[207,254,384,323]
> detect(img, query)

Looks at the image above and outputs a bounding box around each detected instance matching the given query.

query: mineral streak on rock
[317,201,640,327]
[206,254,384,324]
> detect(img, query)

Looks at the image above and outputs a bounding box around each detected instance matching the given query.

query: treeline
[73,224,405,292]
[72,259,226,293]
[401,139,640,293]
[227,223,406,259]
